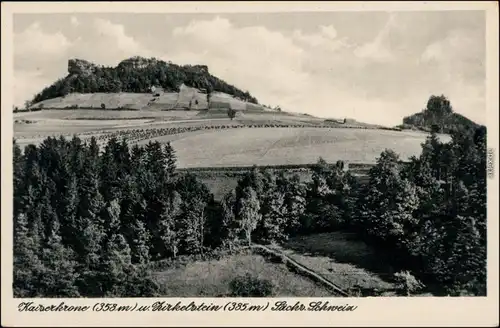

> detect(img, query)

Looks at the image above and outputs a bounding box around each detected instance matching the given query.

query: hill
[400,95,481,133]
[30,57,260,106]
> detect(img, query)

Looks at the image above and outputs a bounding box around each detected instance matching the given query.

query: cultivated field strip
[14,123,449,167]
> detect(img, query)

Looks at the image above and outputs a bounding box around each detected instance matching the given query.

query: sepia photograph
[2,1,499,327]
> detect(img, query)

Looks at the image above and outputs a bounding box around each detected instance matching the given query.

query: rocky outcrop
[193,65,209,74]
[68,59,97,76]
[118,56,159,69]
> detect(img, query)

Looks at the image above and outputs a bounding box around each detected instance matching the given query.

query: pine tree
[131,220,151,264]
[99,234,134,297]
[38,217,80,297]
[13,141,25,218]
[164,142,177,178]
[13,213,43,297]
[103,199,121,235]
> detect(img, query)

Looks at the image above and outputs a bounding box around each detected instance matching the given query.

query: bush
[229,274,275,297]
[101,103,106,109]
[393,271,424,296]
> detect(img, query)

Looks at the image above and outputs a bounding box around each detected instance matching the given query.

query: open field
[152,253,333,297]
[14,109,200,120]
[13,109,450,170]
[276,232,397,294]
[151,231,401,297]
[167,127,449,168]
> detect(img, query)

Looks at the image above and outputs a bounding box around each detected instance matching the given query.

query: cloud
[12,13,486,126]
[353,13,396,62]
[92,19,143,56]
[14,22,72,58]
[420,28,484,71]
[169,17,308,100]
[70,16,80,27]
[14,70,55,107]
[320,25,338,39]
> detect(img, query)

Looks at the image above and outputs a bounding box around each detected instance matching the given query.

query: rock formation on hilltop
[401,95,481,133]
[68,59,99,76]
[32,57,258,105]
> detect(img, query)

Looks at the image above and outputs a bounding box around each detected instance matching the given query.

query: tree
[155,190,181,258]
[237,187,261,245]
[130,219,150,264]
[164,142,177,177]
[220,190,240,250]
[359,150,420,250]
[227,108,236,120]
[260,190,287,243]
[13,213,44,297]
[99,233,134,297]
[276,172,306,237]
[103,199,121,234]
[37,217,80,297]
[177,195,207,254]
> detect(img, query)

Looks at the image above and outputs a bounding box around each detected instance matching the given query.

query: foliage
[32,57,259,105]
[12,136,214,297]
[393,271,424,296]
[403,94,480,133]
[12,94,487,297]
[227,108,236,120]
[229,273,275,297]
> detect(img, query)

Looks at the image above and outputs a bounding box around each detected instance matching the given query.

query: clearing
[275,232,397,295]
[152,253,333,297]
[151,231,399,297]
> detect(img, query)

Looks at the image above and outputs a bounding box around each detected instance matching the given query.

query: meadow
[168,127,448,168]
[151,253,333,297]
[149,230,399,297]
[13,109,450,168]
[32,86,269,112]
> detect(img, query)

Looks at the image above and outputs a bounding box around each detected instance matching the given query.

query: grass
[150,231,402,297]
[32,88,269,112]
[13,109,450,170]
[13,109,200,120]
[274,232,397,294]
[168,127,450,168]
[152,253,333,297]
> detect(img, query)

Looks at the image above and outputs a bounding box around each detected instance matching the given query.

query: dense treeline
[402,95,480,133]
[13,108,486,297]
[31,57,258,105]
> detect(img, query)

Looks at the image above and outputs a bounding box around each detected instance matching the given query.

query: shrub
[229,274,275,297]
[393,271,424,296]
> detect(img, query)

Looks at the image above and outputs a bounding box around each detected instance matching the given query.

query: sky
[13,11,486,126]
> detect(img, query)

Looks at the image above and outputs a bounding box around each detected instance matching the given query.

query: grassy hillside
[31,85,270,112]
[31,57,260,106]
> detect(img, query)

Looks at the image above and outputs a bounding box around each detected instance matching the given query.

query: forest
[13,123,487,297]
[31,57,259,105]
